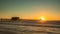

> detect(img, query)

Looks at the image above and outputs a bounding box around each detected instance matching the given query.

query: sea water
[0,21,60,34]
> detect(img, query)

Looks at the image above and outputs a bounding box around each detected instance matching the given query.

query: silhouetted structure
[11,17,20,21]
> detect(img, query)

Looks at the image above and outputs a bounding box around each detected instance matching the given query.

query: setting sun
[38,16,46,23]
[40,17,45,21]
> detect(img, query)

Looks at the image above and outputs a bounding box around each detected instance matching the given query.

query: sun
[38,16,46,23]
[37,16,46,24]
[40,17,45,21]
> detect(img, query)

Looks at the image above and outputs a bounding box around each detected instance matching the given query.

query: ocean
[0,20,60,34]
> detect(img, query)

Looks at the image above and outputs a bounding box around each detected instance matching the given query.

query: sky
[0,0,60,20]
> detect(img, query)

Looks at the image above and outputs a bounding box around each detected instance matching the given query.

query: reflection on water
[0,21,60,34]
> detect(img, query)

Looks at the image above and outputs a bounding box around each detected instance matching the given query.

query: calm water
[0,20,60,34]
